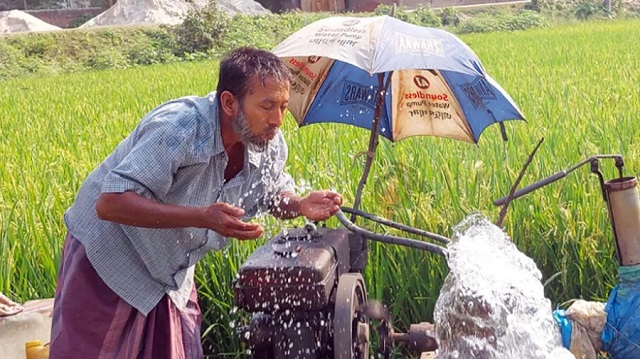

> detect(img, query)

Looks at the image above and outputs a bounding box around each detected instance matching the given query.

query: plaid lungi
[49,232,203,359]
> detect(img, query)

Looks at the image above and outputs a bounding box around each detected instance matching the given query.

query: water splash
[433,212,574,359]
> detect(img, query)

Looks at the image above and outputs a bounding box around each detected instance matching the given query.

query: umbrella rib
[441,70,476,142]
[300,59,339,124]
[369,15,389,76]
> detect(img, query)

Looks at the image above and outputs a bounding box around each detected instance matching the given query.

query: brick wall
[22,0,520,28]
[409,0,523,8]
[347,0,521,12]
[25,7,103,28]
[266,0,523,13]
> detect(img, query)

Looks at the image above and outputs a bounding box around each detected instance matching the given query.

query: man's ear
[219,91,238,118]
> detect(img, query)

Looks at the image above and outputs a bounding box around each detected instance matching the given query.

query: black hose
[340,207,450,244]
[335,210,447,256]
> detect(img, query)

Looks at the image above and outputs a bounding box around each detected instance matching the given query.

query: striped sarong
[49,232,203,358]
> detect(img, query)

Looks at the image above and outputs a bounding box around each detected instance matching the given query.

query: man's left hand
[300,190,343,221]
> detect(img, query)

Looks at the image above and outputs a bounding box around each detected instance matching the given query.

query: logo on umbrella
[308,56,321,64]
[460,77,497,108]
[342,19,360,27]
[413,75,431,89]
[340,80,376,109]
[394,33,445,57]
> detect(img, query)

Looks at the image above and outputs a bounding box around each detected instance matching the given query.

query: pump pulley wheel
[333,273,369,359]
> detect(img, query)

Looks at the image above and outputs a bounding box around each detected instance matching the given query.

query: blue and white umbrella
[272,15,527,207]
[273,15,525,143]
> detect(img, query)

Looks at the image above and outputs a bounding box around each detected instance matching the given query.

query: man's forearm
[270,190,342,222]
[269,192,304,219]
[96,191,206,228]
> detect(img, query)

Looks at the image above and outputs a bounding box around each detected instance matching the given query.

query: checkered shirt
[64,92,294,315]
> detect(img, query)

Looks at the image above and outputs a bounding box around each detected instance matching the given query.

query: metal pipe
[335,210,447,256]
[392,333,410,341]
[493,154,624,206]
[340,207,450,244]
[392,322,438,353]
[494,170,567,206]
[605,177,640,266]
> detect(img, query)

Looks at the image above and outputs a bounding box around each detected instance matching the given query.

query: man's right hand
[203,202,264,240]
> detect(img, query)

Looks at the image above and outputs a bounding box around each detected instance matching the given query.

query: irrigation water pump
[232,208,448,359]
[493,154,640,267]
[494,154,640,358]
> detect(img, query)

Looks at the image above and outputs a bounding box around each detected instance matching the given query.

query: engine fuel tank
[233,226,351,312]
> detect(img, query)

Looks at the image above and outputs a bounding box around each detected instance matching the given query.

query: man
[49,47,343,358]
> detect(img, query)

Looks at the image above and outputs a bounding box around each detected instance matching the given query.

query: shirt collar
[247,147,262,168]
[209,92,225,157]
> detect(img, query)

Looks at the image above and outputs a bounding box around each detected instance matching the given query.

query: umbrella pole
[352,72,393,219]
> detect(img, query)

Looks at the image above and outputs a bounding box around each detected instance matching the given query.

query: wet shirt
[64,92,294,315]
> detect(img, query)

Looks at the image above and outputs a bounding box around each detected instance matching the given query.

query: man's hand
[203,203,264,240]
[299,190,343,221]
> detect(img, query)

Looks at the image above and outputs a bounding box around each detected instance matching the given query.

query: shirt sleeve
[101,105,197,200]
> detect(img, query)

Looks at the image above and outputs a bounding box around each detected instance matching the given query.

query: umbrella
[272,15,526,211]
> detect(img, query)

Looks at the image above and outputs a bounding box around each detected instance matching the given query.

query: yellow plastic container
[25,340,50,359]
[0,298,53,359]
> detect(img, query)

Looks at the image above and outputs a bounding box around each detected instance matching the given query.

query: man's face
[231,75,290,152]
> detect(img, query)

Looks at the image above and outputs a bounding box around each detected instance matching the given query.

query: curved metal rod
[335,210,447,256]
[341,207,450,244]
[493,154,624,206]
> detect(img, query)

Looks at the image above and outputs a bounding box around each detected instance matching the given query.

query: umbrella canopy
[272,15,527,211]
[272,15,526,143]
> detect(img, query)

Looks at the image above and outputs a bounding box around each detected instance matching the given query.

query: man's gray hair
[216,47,292,102]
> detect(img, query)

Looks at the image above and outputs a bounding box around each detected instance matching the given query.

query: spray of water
[434,212,574,359]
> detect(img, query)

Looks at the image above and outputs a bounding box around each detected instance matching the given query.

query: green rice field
[1,19,639,356]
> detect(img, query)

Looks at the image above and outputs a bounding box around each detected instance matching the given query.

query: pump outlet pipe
[605,177,640,266]
[493,154,640,266]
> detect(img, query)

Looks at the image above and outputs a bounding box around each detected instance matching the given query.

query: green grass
[2,18,640,356]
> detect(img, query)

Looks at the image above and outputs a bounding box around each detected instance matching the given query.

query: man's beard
[231,109,276,153]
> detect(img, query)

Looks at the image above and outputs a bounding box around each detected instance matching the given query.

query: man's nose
[267,109,284,128]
